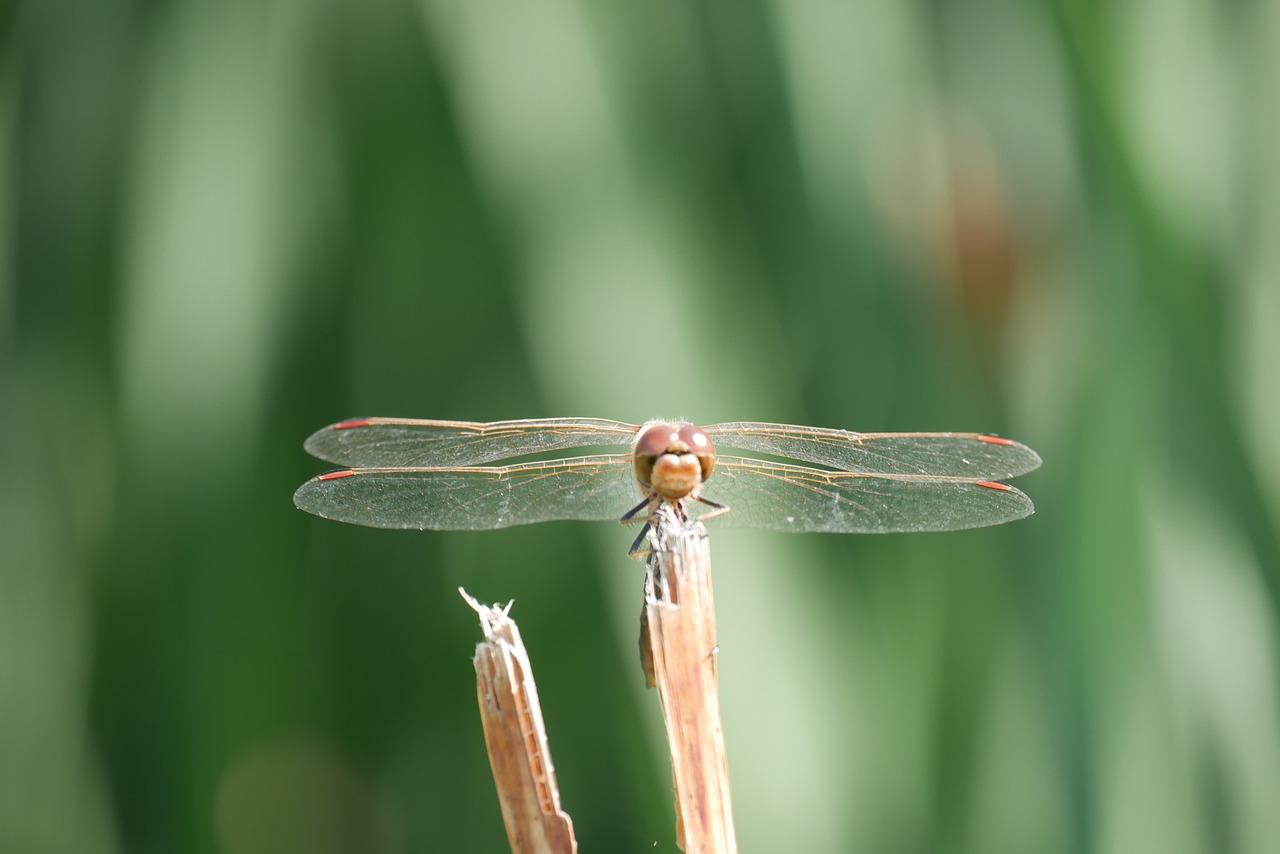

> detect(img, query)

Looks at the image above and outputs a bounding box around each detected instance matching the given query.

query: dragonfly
[293,417,1040,550]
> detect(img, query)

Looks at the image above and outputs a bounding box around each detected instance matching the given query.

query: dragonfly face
[633,422,717,503]
[293,416,1041,536]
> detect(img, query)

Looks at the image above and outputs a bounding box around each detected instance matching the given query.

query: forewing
[304,417,640,467]
[293,454,639,530]
[698,456,1035,533]
[703,422,1041,479]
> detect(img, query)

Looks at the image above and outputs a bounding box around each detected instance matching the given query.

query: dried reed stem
[641,506,738,853]
[462,589,577,854]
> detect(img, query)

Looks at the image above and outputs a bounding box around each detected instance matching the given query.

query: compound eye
[634,423,677,487]
[636,424,678,458]
[676,425,712,452]
[677,425,716,480]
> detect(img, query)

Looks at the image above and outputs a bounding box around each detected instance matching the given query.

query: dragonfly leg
[627,521,653,558]
[693,494,730,521]
[623,494,660,558]
[620,495,654,524]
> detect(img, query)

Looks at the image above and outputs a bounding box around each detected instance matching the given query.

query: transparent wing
[304,417,640,467]
[697,456,1035,533]
[293,454,640,530]
[703,422,1041,479]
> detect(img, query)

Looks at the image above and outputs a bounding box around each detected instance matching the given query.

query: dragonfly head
[633,422,717,501]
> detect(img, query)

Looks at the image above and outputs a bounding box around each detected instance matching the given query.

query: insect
[293,417,1040,551]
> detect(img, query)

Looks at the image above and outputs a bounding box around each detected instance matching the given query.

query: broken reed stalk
[642,505,738,854]
[461,589,577,854]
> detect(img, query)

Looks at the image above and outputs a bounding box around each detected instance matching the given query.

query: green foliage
[3,0,1278,851]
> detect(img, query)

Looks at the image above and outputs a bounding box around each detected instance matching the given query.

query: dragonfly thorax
[632,422,717,502]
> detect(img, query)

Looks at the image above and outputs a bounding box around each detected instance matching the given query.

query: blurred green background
[4,0,1280,851]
